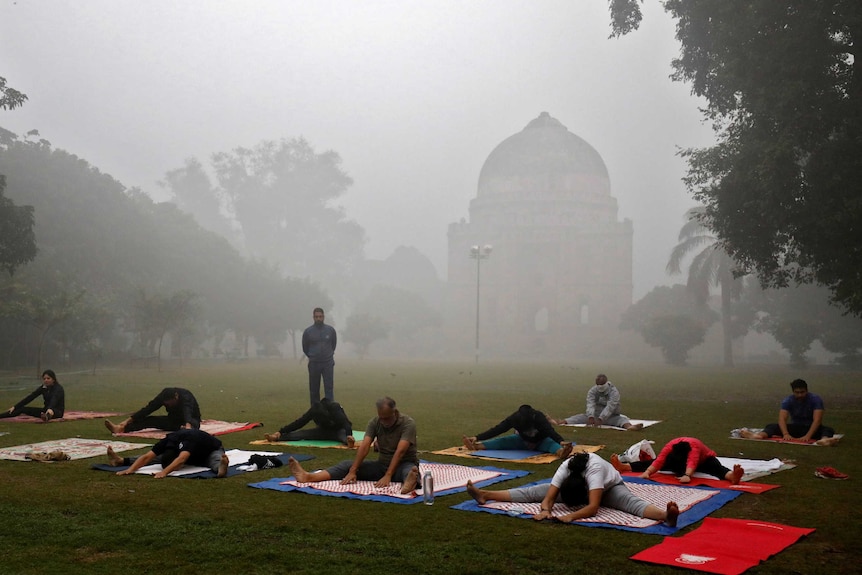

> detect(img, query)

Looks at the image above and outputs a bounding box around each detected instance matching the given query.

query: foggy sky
[0,0,715,298]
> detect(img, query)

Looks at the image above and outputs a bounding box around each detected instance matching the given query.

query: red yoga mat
[631,517,814,575]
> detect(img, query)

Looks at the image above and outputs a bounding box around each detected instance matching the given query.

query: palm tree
[667,206,744,367]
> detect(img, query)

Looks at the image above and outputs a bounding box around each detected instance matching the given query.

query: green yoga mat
[250,431,365,448]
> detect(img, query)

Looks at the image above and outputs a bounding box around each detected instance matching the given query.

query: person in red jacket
[611,437,743,484]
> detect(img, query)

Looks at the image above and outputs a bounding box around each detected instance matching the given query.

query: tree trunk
[720,270,734,367]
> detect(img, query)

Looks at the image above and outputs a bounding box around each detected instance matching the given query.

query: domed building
[446,112,633,358]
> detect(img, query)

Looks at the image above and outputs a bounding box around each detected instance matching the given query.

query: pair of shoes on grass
[814,466,849,480]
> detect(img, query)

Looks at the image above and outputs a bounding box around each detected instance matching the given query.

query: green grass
[0,360,859,574]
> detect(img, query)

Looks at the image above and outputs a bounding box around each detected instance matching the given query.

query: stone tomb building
[446,112,633,358]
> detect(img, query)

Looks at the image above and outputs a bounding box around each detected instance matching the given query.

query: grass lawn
[0,359,859,575]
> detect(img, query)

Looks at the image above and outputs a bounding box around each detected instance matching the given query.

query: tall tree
[211,138,366,282]
[620,284,718,365]
[610,1,862,315]
[667,206,745,366]
[161,157,236,242]
[0,175,36,275]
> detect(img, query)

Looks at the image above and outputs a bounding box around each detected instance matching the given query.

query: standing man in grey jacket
[302,307,337,405]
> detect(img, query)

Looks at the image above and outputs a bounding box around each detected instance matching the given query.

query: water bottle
[422,470,434,505]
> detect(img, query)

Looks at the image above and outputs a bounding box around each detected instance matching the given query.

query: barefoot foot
[730,464,744,485]
[556,441,573,459]
[466,480,486,504]
[106,446,123,467]
[665,501,679,527]
[462,435,477,450]
[627,422,643,431]
[346,435,355,448]
[400,466,419,494]
[288,456,311,483]
[264,432,281,442]
[815,436,840,446]
[104,419,121,434]
[217,454,230,478]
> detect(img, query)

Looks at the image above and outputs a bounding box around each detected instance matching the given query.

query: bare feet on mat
[288,456,311,483]
[730,464,744,485]
[665,501,679,527]
[106,446,123,467]
[556,441,573,459]
[217,454,230,478]
[739,429,758,439]
[400,466,419,494]
[816,436,840,446]
[462,435,477,451]
[346,435,355,448]
[466,480,486,504]
[610,453,631,472]
[264,432,280,442]
[627,422,643,431]
[104,419,125,434]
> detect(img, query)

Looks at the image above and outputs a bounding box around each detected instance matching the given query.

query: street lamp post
[469,244,493,364]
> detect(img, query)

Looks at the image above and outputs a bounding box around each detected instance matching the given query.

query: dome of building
[477,112,610,198]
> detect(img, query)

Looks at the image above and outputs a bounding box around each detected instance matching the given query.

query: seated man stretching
[265,397,354,447]
[463,404,573,459]
[107,428,229,478]
[288,396,419,494]
[740,379,838,445]
[105,387,201,434]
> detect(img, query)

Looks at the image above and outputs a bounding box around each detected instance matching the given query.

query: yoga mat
[0,437,150,461]
[250,431,365,449]
[91,449,314,478]
[1,410,122,423]
[631,517,815,574]
[625,456,791,493]
[113,419,263,439]
[431,444,603,464]
[559,418,662,430]
[452,476,741,535]
[731,429,843,446]
[249,462,531,505]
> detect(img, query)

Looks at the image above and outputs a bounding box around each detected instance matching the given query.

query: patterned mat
[730,429,844,446]
[1,411,122,423]
[250,431,365,449]
[452,476,742,535]
[113,419,262,439]
[431,444,603,464]
[0,437,150,461]
[249,461,531,504]
[558,418,662,430]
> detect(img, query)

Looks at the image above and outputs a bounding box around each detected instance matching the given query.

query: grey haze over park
[0,0,714,297]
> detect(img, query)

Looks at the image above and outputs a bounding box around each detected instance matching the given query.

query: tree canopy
[611,1,862,315]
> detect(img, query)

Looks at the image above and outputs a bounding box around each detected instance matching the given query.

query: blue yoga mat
[470,449,548,460]
[248,463,531,505]
[451,476,742,535]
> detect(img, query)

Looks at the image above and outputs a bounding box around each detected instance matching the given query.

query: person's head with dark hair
[790,379,809,401]
[41,369,58,386]
[312,308,325,325]
[159,388,180,408]
[160,447,180,469]
[558,452,591,506]
[664,441,692,476]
